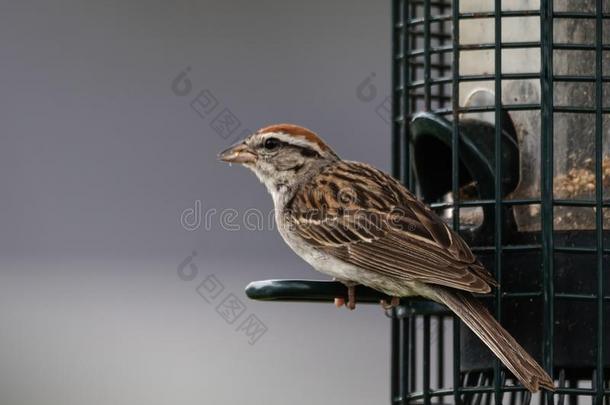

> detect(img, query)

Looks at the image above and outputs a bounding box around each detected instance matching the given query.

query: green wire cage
[247,0,610,403]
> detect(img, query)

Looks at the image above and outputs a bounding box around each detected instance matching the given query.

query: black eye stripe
[260,138,320,157]
[300,148,319,158]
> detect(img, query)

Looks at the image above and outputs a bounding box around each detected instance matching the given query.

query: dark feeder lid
[410,111,520,205]
[410,112,610,376]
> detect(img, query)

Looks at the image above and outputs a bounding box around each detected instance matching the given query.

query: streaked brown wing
[287,161,497,294]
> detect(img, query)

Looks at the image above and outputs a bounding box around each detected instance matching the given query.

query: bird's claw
[334,283,356,310]
[334,297,356,309]
[380,296,400,310]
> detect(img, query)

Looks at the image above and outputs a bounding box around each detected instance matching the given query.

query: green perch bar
[245,279,449,315]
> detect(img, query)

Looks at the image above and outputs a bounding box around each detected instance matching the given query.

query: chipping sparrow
[219,123,554,392]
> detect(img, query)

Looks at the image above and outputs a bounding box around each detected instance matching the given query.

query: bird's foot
[380,296,400,310]
[334,281,356,310]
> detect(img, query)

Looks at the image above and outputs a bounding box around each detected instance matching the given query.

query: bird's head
[218,124,339,198]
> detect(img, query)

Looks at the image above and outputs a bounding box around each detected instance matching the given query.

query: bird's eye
[264,138,281,150]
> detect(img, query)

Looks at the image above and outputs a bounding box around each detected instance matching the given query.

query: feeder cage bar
[539,3,554,405]
[594,2,606,405]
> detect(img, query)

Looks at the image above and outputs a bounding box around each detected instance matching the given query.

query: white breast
[275,211,417,297]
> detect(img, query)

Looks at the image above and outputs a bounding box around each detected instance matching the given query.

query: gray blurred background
[0,0,395,403]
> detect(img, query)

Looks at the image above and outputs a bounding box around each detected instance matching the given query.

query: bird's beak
[218,142,257,164]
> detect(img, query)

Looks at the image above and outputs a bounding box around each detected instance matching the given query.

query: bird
[218,123,555,393]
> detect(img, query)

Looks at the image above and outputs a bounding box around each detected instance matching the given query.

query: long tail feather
[433,287,555,392]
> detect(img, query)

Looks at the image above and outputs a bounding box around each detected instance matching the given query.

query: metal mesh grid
[390,0,609,404]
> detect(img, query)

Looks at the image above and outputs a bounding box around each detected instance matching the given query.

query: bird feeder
[246,0,610,403]
[391,0,610,403]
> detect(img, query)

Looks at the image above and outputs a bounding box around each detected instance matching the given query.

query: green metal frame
[391,0,609,403]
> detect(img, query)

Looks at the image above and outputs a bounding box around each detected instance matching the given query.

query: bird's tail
[432,287,555,393]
